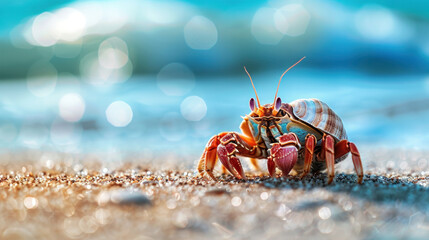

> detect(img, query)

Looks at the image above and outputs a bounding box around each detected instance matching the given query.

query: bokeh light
[75,1,103,30]
[31,12,58,47]
[318,207,332,220]
[58,93,86,122]
[80,50,133,86]
[24,3,127,46]
[274,4,311,37]
[354,5,409,42]
[54,7,86,42]
[180,96,207,122]
[184,16,218,50]
[157,63,195,96]
[23,197,39,209]
[98,37,129,69]
[105,101,133,127]
[28,7,86,46]
[251,7,283,45]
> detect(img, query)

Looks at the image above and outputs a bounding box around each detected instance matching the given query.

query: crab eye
[275,97,282,111]
[249,98,256,111]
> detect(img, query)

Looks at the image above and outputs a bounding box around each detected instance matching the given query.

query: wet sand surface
[1,150,429,240]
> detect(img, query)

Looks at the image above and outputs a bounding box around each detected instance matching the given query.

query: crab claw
[217,144,246,179]
[270,143,298,176]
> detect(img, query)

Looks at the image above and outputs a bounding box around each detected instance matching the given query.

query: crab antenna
[273,56,306,104]
[244,66,261,108]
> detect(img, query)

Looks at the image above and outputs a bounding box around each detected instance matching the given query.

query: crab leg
[269,132,300,177]
[301,134,317,179]
[217,132,261,179]
[217,144,243,179]
[335,140,363,184]
[198,133,228,179]
[199,132,261,180]
[321,134,336,184]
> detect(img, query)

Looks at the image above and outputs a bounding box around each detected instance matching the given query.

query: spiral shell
[289,98,347,141]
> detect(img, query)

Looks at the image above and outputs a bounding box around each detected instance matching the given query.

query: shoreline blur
[0,70,428,156]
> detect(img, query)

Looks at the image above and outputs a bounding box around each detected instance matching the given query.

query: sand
[1,150,429,240]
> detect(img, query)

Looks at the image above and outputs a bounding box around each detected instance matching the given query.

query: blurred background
[1,0,429,165]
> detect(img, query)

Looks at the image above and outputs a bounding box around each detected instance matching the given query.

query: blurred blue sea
[0,0,429,159]
[1,70,429,158]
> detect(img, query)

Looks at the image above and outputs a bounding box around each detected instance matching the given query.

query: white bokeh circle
[105,101,133,127]
[180,96,207,121]
[184,16,218,50]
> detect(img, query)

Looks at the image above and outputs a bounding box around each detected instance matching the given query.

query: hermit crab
[197,57,363,184]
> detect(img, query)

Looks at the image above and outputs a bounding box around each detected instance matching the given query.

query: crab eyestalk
[272,97,282,116]
[249,98,257,112]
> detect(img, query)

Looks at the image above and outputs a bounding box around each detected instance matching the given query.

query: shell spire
[290,98,348,141]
